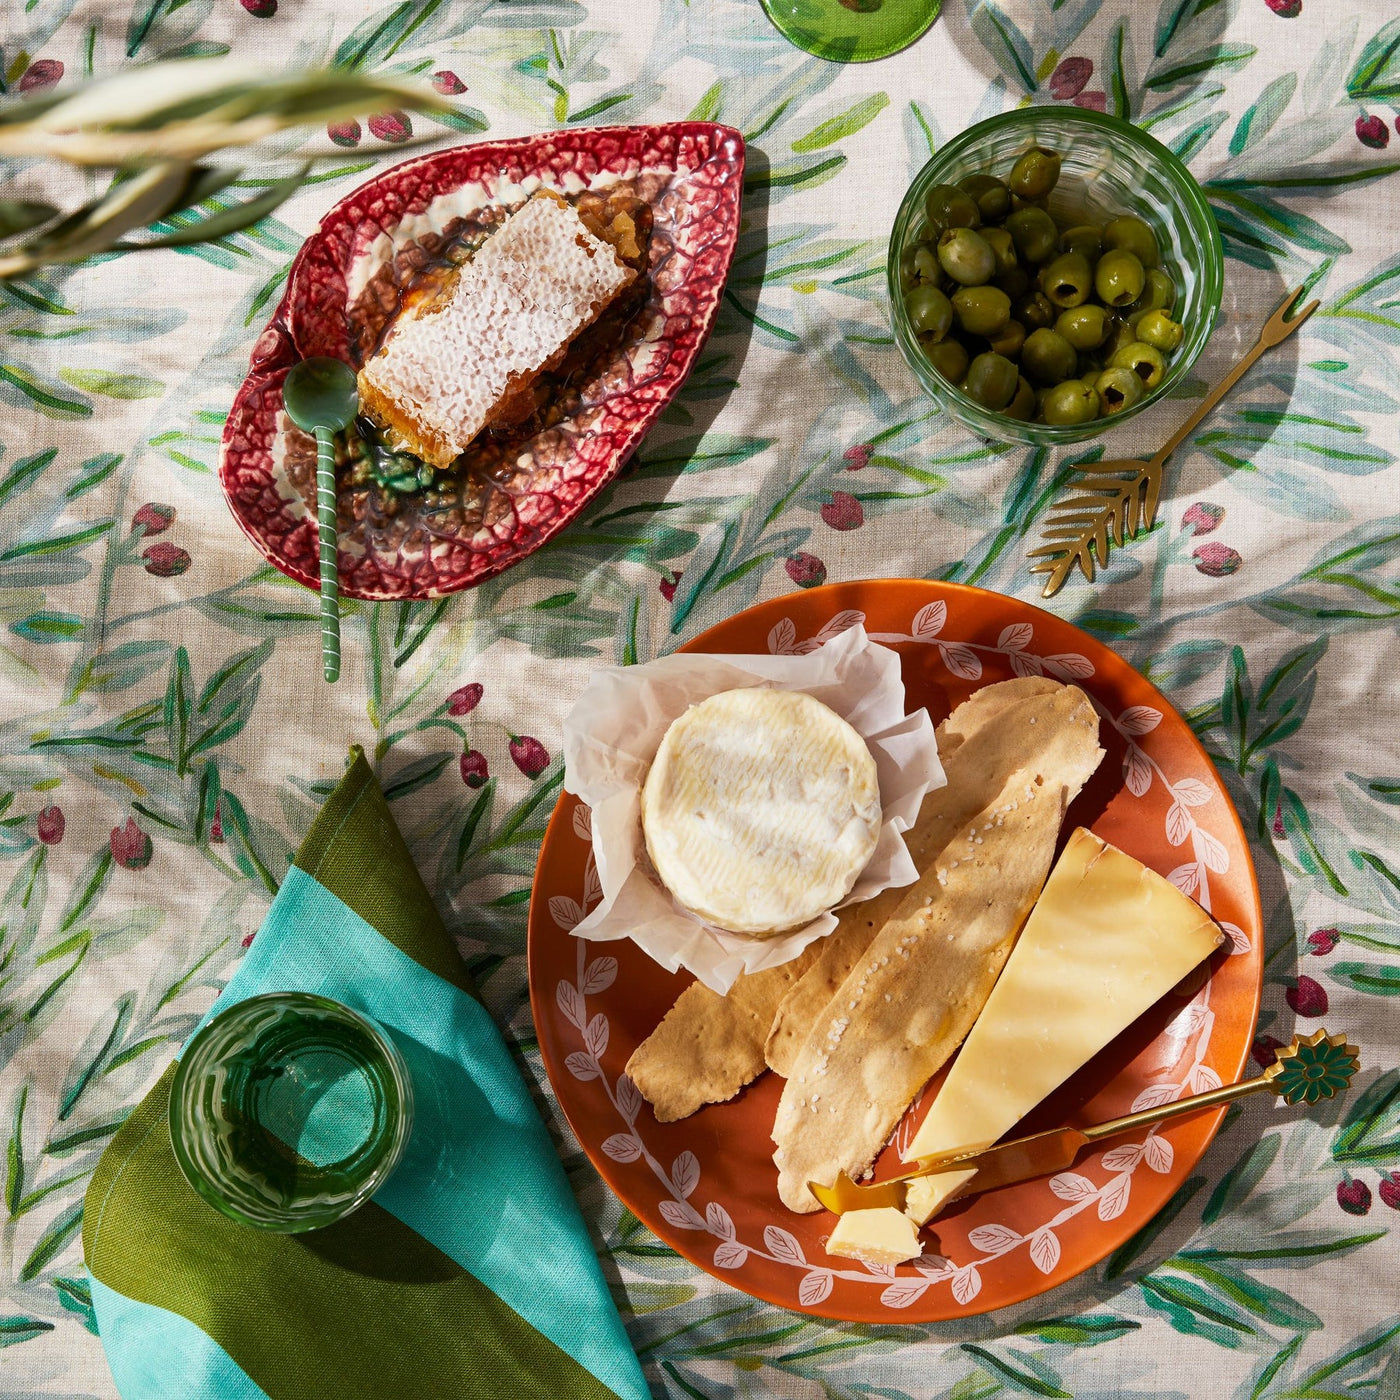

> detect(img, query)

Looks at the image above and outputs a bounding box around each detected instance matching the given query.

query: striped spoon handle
[314,425,341,683]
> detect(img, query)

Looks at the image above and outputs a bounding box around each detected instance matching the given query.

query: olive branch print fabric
[1,0,1399,1395]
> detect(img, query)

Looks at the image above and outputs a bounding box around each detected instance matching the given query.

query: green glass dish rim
[168,990,414,1234]
[886,105,1224,446]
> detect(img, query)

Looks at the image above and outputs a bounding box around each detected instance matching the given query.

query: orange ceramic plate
[527,580,1263,1320]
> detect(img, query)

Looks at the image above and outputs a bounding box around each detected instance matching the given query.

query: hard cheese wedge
[903,827,1225,1226]
[826,1206,922,1266]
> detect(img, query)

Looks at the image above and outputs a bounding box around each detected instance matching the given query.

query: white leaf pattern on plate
[762,1225,806,1266]
[1097,1173,1132,1221]
[1049,1172,1098,1203]
[881,1277,932,1309]
[602,1133,642,1162]
[1118,705,1163,735]
[799,1271,835,1306]
[713,1240,748,1269]
[671,1151,700,1199]
[1029,1228,1061,1275]
[912,600,946,638]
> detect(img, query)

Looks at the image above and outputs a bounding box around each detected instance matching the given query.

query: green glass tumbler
[169,992,413,1233]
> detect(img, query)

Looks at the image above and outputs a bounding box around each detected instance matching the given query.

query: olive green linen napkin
[82,749,649,1400]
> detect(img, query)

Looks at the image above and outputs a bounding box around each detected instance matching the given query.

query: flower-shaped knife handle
[811,1030,1360,1214]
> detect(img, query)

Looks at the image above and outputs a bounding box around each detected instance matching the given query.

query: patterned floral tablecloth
[3,0,1399,1395]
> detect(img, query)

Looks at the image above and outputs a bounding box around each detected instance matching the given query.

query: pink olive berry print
[211,801,225,843]
[1193,542,1241,577]
[821,492,863,531]
[1336,1177,1371,1215]
[1271,801,1285,838]
[1380,1174,1400,1211]
[19,60,63,92]
[460,750,489,788]
[509,735,549,779]
[110,817,153,870]
[1356,115,1390,149]
[1251,1034,1285,1069]
[659,570,682,602]
[785,553,827,589]
[842,443,872,471]
[142,543,191,577]
[1073,91,1108,112]
[1265,0,1300,14]
[448,683,483,716]
[36,805,64,845]
[432,70,467,95]
[1286,975,1328,1017]
[1049,57,1093,100]
[1307,928,1339,956]
[1182,502,1224,536]
[328,120,362,148]
[240,0,277,14]
[369,112,412,144]
[132,503,175,536]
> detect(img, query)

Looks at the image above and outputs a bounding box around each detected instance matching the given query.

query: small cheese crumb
[826,1207,921,1266]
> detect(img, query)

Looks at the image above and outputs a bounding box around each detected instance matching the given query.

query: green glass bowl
[887,107,1223,445]
[169,992,413,1233]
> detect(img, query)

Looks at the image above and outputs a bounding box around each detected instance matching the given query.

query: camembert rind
[826,1206,922,1266]
[903,827,1225,1225]
[640,688,881,937]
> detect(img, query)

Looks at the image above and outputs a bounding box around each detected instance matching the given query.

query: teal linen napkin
[83,750,650,1400]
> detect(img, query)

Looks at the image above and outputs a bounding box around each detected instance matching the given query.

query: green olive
[1013,290,1055,332]
[899,245,919,290]
[1095,249,1146,308]
[958,173,1012,223]
[1059,224,1103,262]
[980,226,1018,277]
[1005,206,1059,264]
[1004,375,1035,421]
[1008,146,1061,201]
[1127,267,1177,321]
[952,284,1012,336]
[1040,379,1099,426]
[1102,214,1159,269]
[959,351,1018,410]
[987,318,1026,358]
[995,266,1031,301]
[1055,304,1110,351]
[922,335,969,383]
[1102,316,1138,360]
[924,182,981,232]
[1039,251,1093,309]
[938,227,996,286]
[1110,340,1167,390]
[1137,310,1184,353]
[1021,327,1078,385]
[912,243,940,284]
[905,285,953,340]
[1095,366,1143,415]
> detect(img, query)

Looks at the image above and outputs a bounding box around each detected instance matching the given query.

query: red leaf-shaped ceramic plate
[219,123,744,600]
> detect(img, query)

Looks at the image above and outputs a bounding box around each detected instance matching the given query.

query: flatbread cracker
[772,768,1076,1213]
[625,949,820,1122]
[763,679,1099,1078]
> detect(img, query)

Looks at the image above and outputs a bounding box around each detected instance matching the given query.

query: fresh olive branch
[0,61,456,279]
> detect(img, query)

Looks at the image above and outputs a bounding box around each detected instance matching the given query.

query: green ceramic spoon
[282,358,358,683]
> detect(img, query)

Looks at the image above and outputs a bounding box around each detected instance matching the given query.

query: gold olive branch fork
[1029,285,1320,599]
[809,1029,1358,1215]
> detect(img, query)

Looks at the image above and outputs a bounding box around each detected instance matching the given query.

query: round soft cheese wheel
[640,687,881,936]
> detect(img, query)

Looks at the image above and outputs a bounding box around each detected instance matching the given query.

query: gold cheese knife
[808,1029,1358,1215]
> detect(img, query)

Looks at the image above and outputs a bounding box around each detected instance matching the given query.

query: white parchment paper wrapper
[561,625,945,993]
